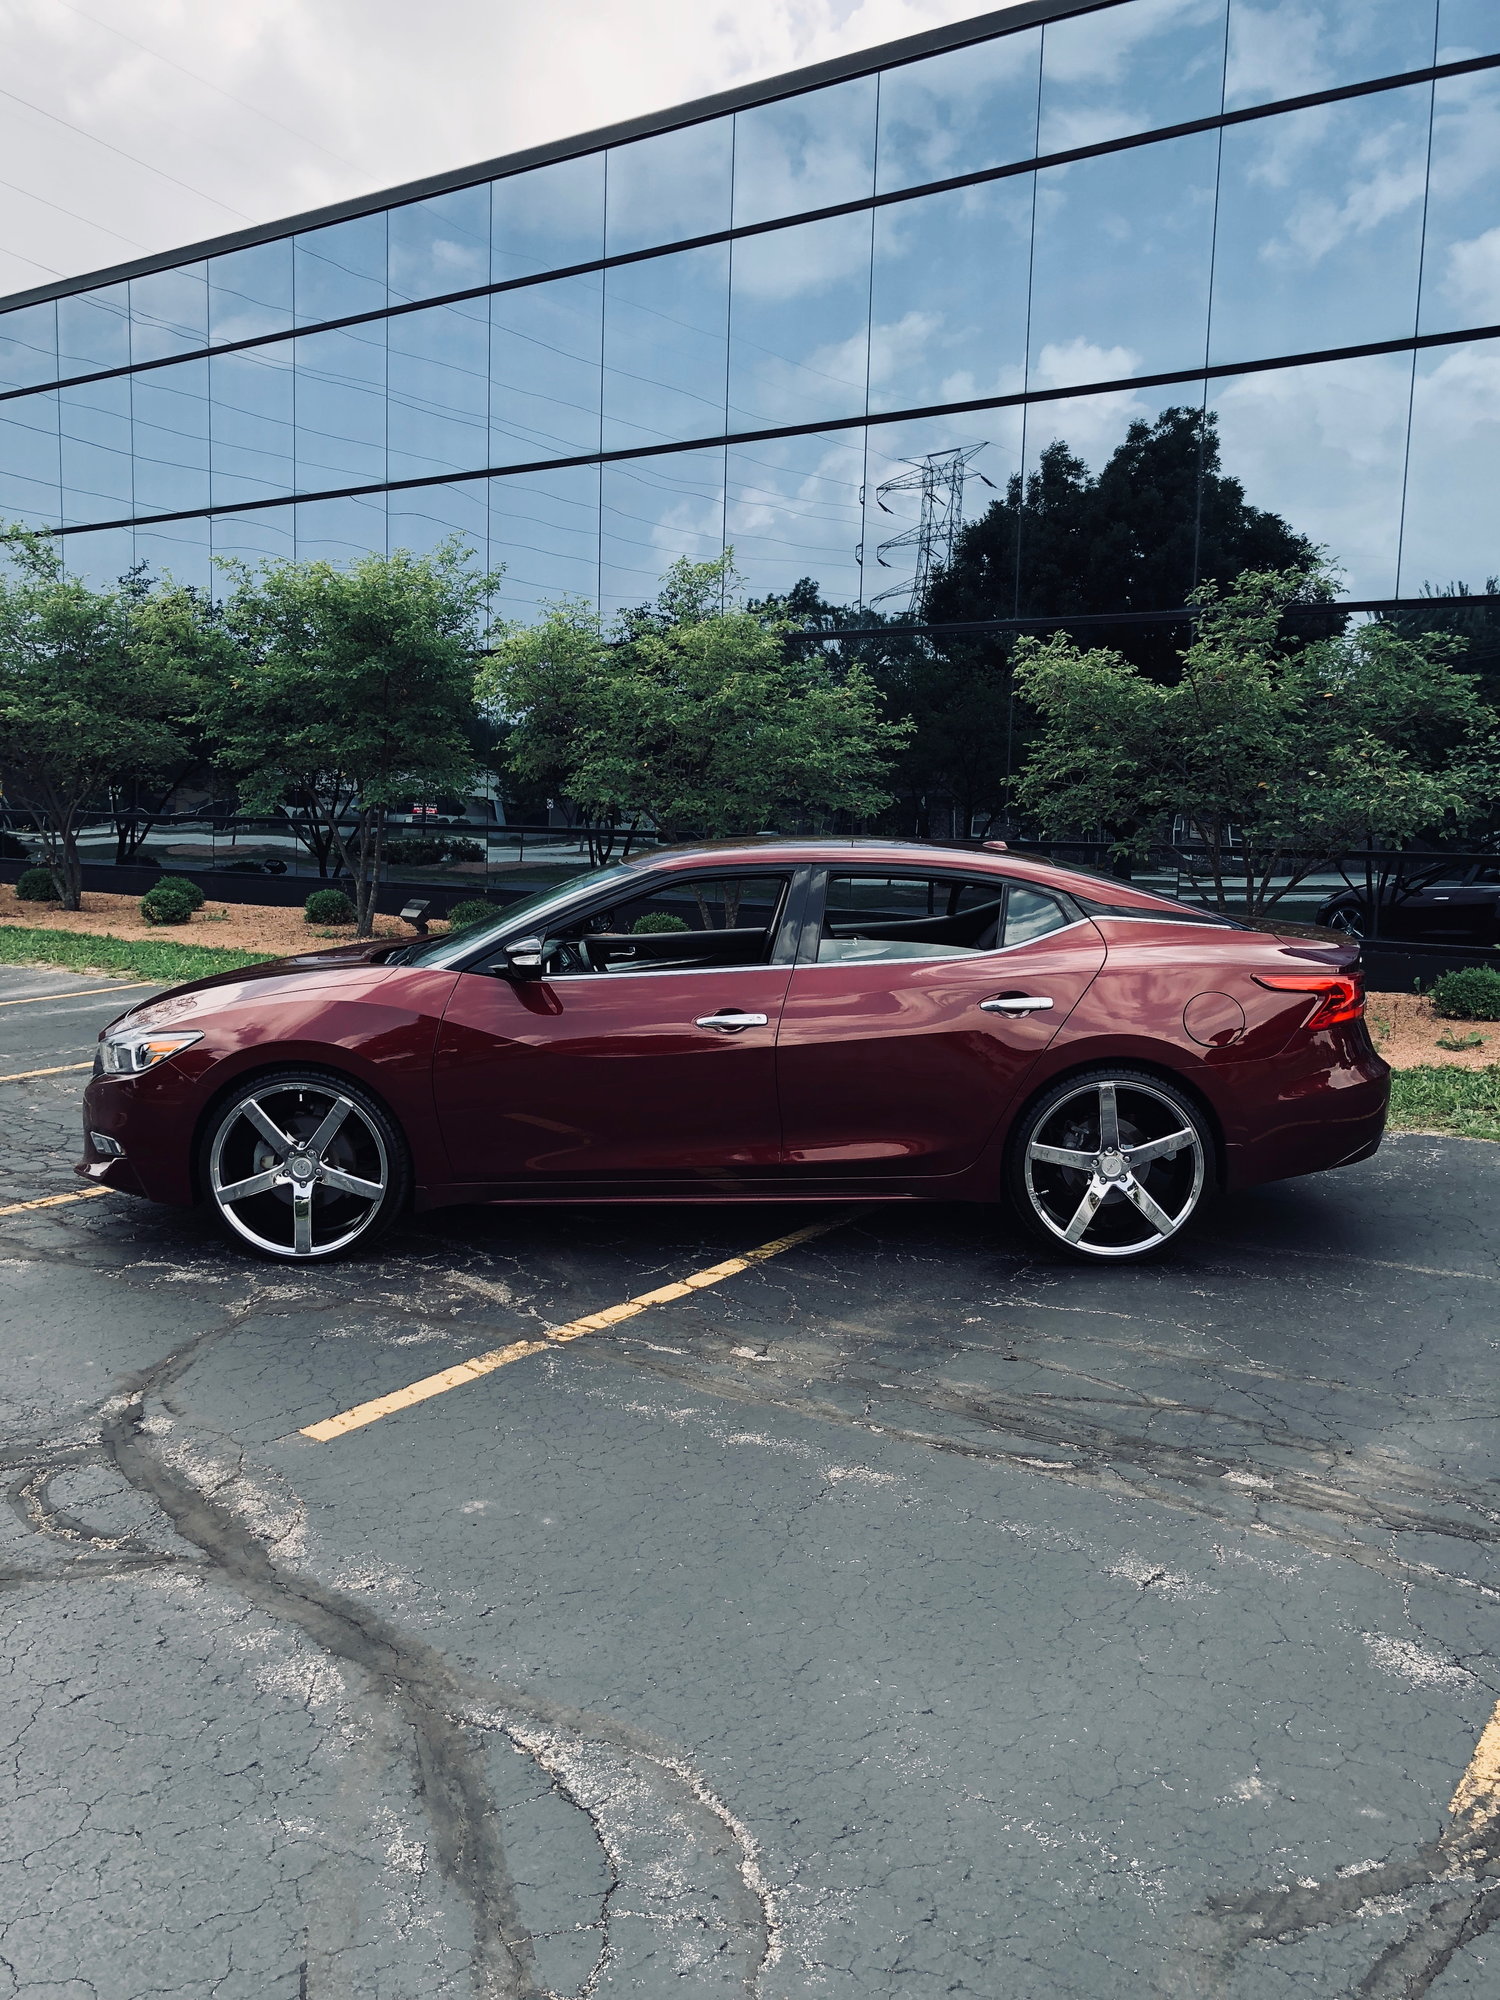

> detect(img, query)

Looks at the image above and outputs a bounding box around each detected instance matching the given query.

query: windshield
[401,861,647,968]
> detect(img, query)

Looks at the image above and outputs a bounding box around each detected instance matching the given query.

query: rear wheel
[1005,1068,1210,1262]
[201,1070,408,1261]
[1319,901,1367,939]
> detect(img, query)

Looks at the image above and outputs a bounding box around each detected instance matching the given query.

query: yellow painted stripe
[0,1186,111,1217]
[0,1060,92,1083]
[301,1214,847,1442]
[0,981,156,1009]
[1451,1698,1500,1824]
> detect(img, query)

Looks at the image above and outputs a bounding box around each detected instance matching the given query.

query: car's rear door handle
[695,1011,769,1031]
[980,995,1054,1013]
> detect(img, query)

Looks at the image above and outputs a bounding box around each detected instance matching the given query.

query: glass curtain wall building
[1,0,1498,629]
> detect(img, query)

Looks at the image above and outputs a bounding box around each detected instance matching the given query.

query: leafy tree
[211,540,495,937]
[480,554,908,846]
[0,530,206,908]
[1013,567,1500,916]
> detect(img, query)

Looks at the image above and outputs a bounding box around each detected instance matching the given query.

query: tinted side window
[1005,885,1070,944]
[539,873,789,976]
[816,875,1006,962]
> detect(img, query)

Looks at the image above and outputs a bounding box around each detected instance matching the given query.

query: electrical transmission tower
[866,444,993,616]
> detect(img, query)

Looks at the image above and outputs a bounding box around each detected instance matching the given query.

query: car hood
[106,937,410,1030]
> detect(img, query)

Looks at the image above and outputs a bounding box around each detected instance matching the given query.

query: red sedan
[77,840,1389,1265]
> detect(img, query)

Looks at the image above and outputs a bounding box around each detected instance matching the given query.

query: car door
[432,869,799,1186]
[775,869,1106,1181]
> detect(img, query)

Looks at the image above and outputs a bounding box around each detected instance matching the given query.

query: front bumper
[75,1066,201,1206]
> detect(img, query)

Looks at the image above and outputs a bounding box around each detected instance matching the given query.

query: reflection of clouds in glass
[1023,378,1157,467]
[1401,339,1500,592]
[1248,113,1426,267]
[728,213,872,303]
[1438,0,1500,62]
[601,449,726,616]
[732,77,875,229]
[1226,0,1436,112]
[1039,0,1226,153]
[1442,226,1500,319]
[727,433,864,603]
[1421,70,1500,333]
[873,30,1040,195]
[1212,353,1410,595]
[1029,337,1144,393]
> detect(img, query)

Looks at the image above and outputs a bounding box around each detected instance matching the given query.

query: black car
[1317,861,1500,945]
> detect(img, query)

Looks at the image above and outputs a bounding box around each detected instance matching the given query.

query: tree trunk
[352,808,385,939]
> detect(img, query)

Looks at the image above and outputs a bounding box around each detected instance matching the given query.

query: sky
[0,0,1015,301]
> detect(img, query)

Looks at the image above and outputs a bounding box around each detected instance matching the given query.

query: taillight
[1252,970,1365,1029]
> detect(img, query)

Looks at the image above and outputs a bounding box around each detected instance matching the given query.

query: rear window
[815,874,1070,963]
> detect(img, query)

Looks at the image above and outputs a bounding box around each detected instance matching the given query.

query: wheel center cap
[288,1155,315,1181]
[1098,1150,1125,1180]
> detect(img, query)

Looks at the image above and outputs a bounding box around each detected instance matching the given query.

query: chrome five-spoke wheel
[1009,1071,1208,1261]
[204,1072,405,1260]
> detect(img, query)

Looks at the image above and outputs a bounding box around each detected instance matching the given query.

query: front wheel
[201,1070,409,1261]
[1005,1068,1211,1262]
[1319,902,1367,939]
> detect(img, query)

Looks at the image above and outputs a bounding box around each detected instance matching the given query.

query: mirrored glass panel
[1210,352,1412,598]
[1029,131,1217,388]
[1014,383,1213,618]
[728,213,871,430]
[864,407,1025,617]
[1400,338,1500,595]
[211,506,296,575]
[1439,0,1500,60]
[869,180,1031,416]
[135,515,211,592]
[388,477,488,566]
[293,323,387,489]
[489,464,601,621]
[603,244,728,452]
[1419,68,1500,336]
[492,153,605,281]
[61,526,134,589]
[491,273,602,467]
[294,213,387,327]
[389,185,490,305]
[208,240,294,345]
[0,302,58,391]
[600,446,726,621]
[387,300,488,483]
[131,359,210,516]
[727,430,866,608]
[1039,0,1226,153]
[209,346,295,507]
[1210,87,1430,364]
[130,263,207,363]
[60,376,132,526]
[731,76,877,229]
[874,29,1041,195]
[1225,0,1437,110]
[58,285,130,378]
[0,391,60,529]
[296,492,389,565]
[605,119,733,257]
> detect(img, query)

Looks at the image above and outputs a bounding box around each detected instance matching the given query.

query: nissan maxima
[78,840,1389,1265]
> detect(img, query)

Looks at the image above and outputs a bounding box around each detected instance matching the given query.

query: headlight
[96,1029,204,1076]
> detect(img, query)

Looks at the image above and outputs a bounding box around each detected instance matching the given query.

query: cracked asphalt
[3,966,1500,1998]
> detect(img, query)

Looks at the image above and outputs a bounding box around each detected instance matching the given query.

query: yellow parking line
[0,1186,111,1217]
[0,1061,93,1083]
[1451,1698,1500,1825]
[0,981,156,1009]
[301,1214,849,1442]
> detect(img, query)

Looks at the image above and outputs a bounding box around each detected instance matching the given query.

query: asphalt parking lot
[3,966,1500,1999]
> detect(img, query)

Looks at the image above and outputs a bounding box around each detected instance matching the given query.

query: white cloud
[1442,225,1500,322]
[0,0,1029,299]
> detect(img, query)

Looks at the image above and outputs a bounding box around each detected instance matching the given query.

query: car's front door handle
[980,995,1054,1014]
[695,1011,769,1032]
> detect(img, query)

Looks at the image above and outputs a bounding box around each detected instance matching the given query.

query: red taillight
[1252,970,1365,1029]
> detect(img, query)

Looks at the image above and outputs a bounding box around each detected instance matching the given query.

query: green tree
[0,530,208,908]
[212,540,495,937]
[480,554,908,845]
[1013,567,1500,916]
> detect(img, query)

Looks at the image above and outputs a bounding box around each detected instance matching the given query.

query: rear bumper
[1221,1044,1391,1191]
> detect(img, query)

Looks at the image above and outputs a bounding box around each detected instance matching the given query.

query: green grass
[0,925,277,985]
[1388,1065,1500,1142]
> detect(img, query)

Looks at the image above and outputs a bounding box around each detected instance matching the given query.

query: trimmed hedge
[631,911,690,933]
[1430,966,1500,1022]
[14,866,58,902]
[304,887,356,926]
[140,876,205,926]
[445,898,500,931]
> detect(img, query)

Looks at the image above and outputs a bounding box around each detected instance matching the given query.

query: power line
[0,174,147,252]
[0,83,252,221]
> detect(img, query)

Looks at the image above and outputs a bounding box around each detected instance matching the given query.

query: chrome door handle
[980,995,1054,1013]
[695,1012,769,1031]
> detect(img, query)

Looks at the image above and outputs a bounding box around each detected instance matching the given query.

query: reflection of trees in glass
[1381,582,1500,781]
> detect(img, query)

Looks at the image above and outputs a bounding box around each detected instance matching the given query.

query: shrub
[632,911,690,933]
[14,865,58,902]
[1430,966,1500,1022]
[445,898,500,931]
[386,833,486,867]
[140,880,200,925]
[304,887,356,926]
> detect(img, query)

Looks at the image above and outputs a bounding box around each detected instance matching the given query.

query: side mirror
[501,935,546,979]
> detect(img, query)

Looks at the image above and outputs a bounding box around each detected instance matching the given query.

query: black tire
[1318,901,1367,939]
[1004,1066,1213,1263]
[199,1068,410,1262]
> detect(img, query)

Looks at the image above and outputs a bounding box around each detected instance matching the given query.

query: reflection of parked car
[78,840,1390,1268]
[1317,862,1500,945]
